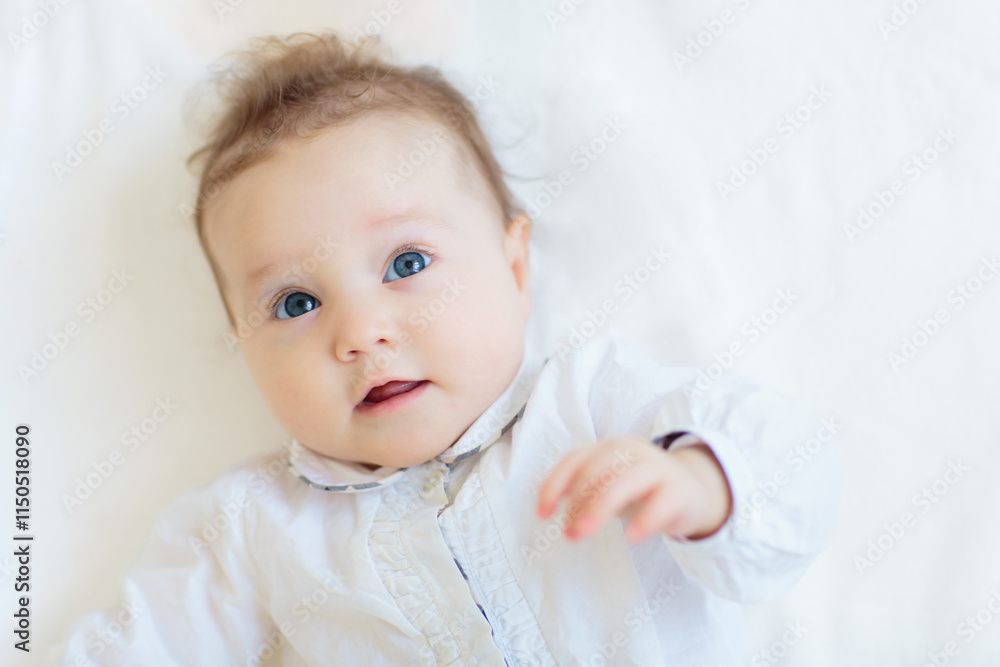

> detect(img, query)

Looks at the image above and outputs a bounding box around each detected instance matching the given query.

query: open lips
[358,380,427,407]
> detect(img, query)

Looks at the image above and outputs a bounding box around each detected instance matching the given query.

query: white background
[1,0,999,664]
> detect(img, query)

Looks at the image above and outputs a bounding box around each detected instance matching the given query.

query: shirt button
[422,469,444,493]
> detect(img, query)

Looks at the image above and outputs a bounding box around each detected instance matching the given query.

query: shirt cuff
[652,427,758,554]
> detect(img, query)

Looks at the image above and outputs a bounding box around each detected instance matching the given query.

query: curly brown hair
[186,32,520,325]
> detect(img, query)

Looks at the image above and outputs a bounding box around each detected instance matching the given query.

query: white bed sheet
[1,0,999,664]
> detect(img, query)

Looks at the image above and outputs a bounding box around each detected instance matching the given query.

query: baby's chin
[357,442,455,470]
[310,434,457,471]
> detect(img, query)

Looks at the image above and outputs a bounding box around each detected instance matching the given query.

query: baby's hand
[535,436,733,543]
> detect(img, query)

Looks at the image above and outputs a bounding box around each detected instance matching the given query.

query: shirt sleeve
[649,375,842,604]
[585,337,842,604]
[52,475,277,666]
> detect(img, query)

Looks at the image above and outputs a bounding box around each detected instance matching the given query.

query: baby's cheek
[249,350,320,422]
[272,381,339,452]
[439,291,505,353]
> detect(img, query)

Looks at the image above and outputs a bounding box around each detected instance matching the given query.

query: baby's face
[204,112,531,469]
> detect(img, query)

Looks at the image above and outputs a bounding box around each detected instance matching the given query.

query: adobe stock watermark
[347,0,404,45]
[383,125,451,191]
[238,570,348,667]
[399,605,496,667]
[717,85,832,202]
[673,0,758,73]
[554,244,670,361]
[383,76,500,189]
[545,0,591,30]
[61,398,181,514]
[585,578,683,667]
[189,440,296,555]
[436,360,540,459]
[348,276,468,396]
[346,372,490,513]
[734,417,842,530]
[178,132,273,227]
[750,620,808,666]
[67,598,145,663]
[213,0,253,22]
[878,0,934,39]
[402,379,533,514]
[7,0,74,53]
[843,126,958,243]
[922,587,1000,667]
[684,288,799,398]
[17,268,135,385]
[853,459,969,574]
[223,234,340,351]
[51,66,169,183]
[0,555,16,588]
[886,254,997,372]
[525,116,628,219]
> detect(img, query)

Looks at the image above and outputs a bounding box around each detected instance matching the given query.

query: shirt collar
[287,340,547,493]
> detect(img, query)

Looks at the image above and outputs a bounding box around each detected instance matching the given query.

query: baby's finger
[558,443,644,533]
[565,464,661,540]
[536,446,597,519]
[624,484,686,543]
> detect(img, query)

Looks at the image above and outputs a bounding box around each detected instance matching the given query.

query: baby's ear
[503,214,532,317]
[503,213,532,261]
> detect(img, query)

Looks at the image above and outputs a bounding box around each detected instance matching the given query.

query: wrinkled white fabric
[55,335,841,666]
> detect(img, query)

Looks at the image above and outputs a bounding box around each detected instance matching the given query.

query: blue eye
[384,250,432,282]
[275,292,320,320]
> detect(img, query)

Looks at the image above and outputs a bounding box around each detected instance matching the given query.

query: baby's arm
[52,474,277,665]
[536,339,842,604]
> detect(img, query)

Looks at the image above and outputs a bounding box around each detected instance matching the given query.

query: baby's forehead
[306,110,478,183]
[202,109,499,285]
[213,110,485,222]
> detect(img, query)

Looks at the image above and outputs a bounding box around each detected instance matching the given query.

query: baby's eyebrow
[366,212,451,232]
[244,263,284,298]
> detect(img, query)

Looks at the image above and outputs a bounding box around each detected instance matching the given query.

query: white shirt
[55,335,841,666]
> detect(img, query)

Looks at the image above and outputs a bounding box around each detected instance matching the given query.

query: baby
[57,33,840,666]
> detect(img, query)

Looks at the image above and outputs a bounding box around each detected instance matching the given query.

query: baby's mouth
[358,380,427,407]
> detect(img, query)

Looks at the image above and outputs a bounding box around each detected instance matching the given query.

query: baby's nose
[331,302,401,363]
